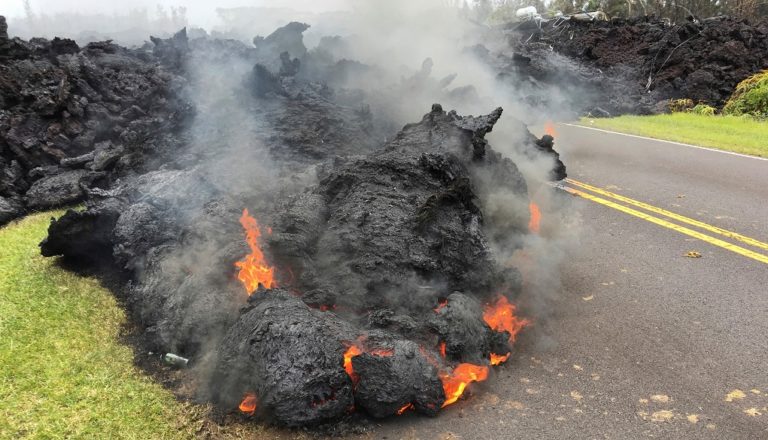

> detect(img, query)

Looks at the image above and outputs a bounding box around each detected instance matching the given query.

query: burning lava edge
[233,210,532,419]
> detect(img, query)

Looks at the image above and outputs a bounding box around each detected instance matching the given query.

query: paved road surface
[363,124,768,439]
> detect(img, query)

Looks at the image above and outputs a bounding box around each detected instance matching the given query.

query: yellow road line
[566,178,768,252]
[562,186,768,265]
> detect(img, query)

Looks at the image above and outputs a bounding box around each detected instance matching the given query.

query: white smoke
[9,0,582,357]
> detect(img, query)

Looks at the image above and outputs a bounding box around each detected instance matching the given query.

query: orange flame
[239,392,258,415]
[235,209,276,294]
[343,345,362,381]
[490,352,511,366]
[529,202,541,234]
[544,120,557,137]
[397,403,413,415]
[439,342,447,358]
[343,343,393,384]
[483,296,530,343]
[440,363,489,407]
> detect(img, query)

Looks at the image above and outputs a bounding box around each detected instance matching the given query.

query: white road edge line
[561,123,768,162]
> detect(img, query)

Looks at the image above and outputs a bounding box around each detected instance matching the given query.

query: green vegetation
[0,212,291,439]
[668,98,694,113]
[0,212,201,439]
[580,113,768,158]
[690,103,716,116]
[723,70,768,118]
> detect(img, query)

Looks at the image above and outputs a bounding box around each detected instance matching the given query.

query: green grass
[580,113,768,158]
[0,211,204,439]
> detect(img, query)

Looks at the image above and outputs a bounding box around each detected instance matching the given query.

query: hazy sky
[3,0,350,27]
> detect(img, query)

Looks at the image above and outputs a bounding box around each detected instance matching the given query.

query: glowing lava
[239,392,258,415]
[440,363,489,407]
[544,120,557,137]
[490,352,511,366]
[439,342,447,358]
[529,202,541,234]
[343,343,393,385]
[483,296,530,343]
[397,403,413,415]
[235,209,276,294]
[343,345,363,381]
[370,348,394,357]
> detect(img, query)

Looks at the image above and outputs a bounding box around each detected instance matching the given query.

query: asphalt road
[360,124,768,439]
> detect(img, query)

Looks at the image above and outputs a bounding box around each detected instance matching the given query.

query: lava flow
[440,363,490,407]
[239,392,258,415]
[490,352,511,366]
[544,120,557,137]
[235,209,276,294]
[483,296,530,343]
[529,202,541,233]
[397,403,413,415]
[343,345,363,382]
[343,342,394,385]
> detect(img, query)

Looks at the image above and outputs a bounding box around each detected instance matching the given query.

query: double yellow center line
[560,178,768,265]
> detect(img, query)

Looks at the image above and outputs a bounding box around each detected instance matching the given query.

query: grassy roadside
[0,211,204,439]
[579,113,768,158]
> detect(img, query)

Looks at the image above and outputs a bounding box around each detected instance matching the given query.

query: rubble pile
[501,15,768,115]
[212,104,531,425]
[35,21,563,427]
[0,16,191,225]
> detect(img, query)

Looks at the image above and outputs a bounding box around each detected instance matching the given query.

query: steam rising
[30,0,582,420]
[135,0,579,368]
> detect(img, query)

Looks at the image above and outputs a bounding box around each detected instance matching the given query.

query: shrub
[669,98,694,113]
[690,103,716,116]
[723,70,768,117]
[738,113,755,121]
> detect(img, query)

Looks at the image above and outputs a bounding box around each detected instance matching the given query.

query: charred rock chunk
[278,51,301,77]
[0,196,23,226]
[49,37,80,56]
[24,169,104,210]
[253,22,310,60]
[0,16,10,57]
[60,152,95,169]
[449,106,503,159]
[352,339,444,418]
[250,64,282,97]
[212,291,356,427]
[367,309,420,334]
[150,28,189,69]
[39,198,125,265]
[533,134,567,181]
[431,292,504,364]
[112,202,175,269]
[0,159,27,195]
[0,16,7,41]
[89,145,124,171]
[27,166,61,182]
[302,288,337,310]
